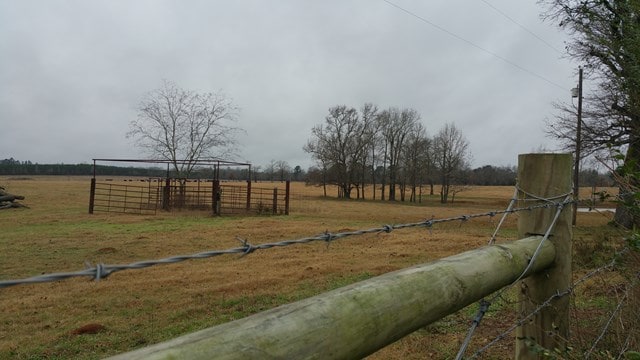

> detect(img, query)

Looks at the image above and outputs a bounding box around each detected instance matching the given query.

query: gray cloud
[0,0,575,169]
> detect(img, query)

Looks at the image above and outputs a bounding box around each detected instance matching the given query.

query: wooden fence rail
[106,153,573,359]
[106,236,556,360]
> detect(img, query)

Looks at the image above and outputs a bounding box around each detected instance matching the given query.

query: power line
[382,0,569,91]
[479,0,563,54]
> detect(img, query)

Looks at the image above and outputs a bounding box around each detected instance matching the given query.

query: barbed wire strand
[488,187,518,245]
[0,200,568,290]
[455,194,572,360]
[470,247,629,358]
[516,185,573,204]
[616,332,633,360]
[457,188,521,359]
[584,278,637,359]
[1,192,623,355]
[0,186,628,358]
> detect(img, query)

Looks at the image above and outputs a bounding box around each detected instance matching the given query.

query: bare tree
[541,0,640,227]
[252,165,262,182]
[128,80,240,178]
[304,104,426,201]
[401,123,431,203]
[376,108,421,201]
[433,123,470,204]
[304,105,369,199]
[275,160,291,182]
[265,160,278,181]
[358,103,379,199]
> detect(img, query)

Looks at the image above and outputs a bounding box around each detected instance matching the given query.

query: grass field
[0,177,633,359]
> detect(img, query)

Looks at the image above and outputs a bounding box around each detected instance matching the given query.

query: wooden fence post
[272,187,278,214]
[88,178,96,214]
[212,180,220,216]
[246,180,251,211]
[162,178,171,211]
[516,153,573,359]
[285,180,290,215]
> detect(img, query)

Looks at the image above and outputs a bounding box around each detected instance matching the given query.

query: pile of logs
[0,186,27,209]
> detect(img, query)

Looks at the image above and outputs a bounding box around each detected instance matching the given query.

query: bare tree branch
[128,80,241,178]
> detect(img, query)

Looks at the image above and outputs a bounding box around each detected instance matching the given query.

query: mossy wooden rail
[106,153,573,359]
[106,237,556,360]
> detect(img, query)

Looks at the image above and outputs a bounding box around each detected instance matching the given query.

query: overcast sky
[0,0,578,170]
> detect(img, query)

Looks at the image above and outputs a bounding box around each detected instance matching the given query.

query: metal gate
[89,178,289,216]
[89,179,159,215]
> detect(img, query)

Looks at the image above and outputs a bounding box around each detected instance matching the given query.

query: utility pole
[572,67,583,226]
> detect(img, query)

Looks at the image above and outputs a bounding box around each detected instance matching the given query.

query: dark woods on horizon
[0,157,614,190]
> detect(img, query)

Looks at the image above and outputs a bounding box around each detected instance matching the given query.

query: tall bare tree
[378,107,421,201]
[304,105,368,199]
[433,123,470,204]
[265,160,278,181]
[402,123,431,202]
[357,103,379,199]
[128,80,240,178]
[275,160,291,182]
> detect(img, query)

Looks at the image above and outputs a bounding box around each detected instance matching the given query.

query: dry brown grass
[0,177,623,359]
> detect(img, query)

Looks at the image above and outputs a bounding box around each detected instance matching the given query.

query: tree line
[0,157,611,191]
[304,104,472,203]
[0,159,166,177]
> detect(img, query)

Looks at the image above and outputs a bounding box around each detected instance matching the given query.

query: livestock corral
[0,176,636,359]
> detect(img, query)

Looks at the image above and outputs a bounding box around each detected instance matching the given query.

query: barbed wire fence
[1,186,637,358]
[454,192,573,359]
[0,201,560,289]
[451,194,640,359]
[466,246,637,359]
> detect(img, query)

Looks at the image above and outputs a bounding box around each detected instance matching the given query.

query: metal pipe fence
[89,179,290,215]
[91,180,159,215]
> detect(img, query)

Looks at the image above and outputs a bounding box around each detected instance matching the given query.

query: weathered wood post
[285,180,290,215]
[516,153,573,359]
[212,180,220,216]
[162,178,171,211]
[196,179,201,206]
[89,159,97,214]
[246,180,252,211]
[272,187,278,214]
[88,178,96,214]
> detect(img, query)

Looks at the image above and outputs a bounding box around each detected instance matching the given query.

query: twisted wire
[470,247,629,358]
[455,192,573,360]
[0,201,566,290]
[488,187,518,245]
[584,276,638,359]
[515,185,573,204]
